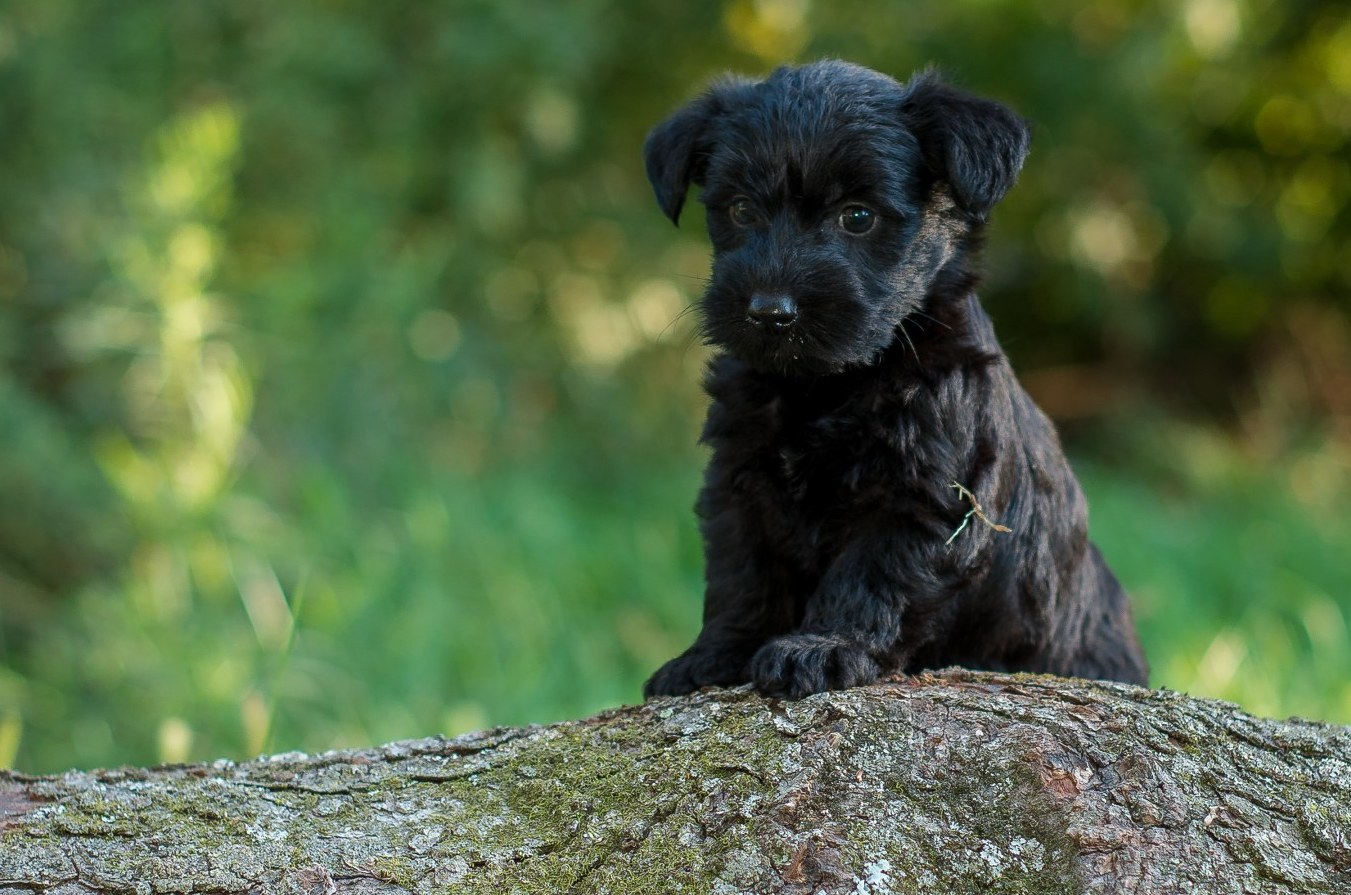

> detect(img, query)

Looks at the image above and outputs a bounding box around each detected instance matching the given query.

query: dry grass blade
[945,481,1012,545]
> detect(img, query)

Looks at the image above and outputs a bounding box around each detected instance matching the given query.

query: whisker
[908,308,952,331]
[656,301,702,342]
[679,318,720,363]
[898,319,921,365]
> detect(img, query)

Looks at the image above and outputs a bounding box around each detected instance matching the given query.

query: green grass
[1082,427,1351,724]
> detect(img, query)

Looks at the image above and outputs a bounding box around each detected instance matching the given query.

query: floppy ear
[900,71,1031,220]
[644,77,748,225]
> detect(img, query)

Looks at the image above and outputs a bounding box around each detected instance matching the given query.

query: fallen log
[2,670,1349,894]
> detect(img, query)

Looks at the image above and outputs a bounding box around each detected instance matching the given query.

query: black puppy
[642,61,1148,699]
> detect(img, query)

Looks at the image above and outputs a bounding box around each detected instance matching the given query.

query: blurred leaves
[0,0,1347,771]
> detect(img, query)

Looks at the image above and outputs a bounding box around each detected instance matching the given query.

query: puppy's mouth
[705,292,871,376]
[736,293,817,370]
[734,296,826,373]
[699,263,895,374]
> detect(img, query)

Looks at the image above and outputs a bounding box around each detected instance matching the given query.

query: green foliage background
[1,0,1349,772]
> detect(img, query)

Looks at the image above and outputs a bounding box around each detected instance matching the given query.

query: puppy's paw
[644,648,748,699]
[751,634,881,699]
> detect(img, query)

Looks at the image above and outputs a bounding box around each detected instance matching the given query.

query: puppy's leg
[643,612,763,698]
[644,482,797,698]
[1063,545,1150,685]
[751,534,941,698]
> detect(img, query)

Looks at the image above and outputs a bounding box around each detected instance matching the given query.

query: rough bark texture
[2,671,1349,894]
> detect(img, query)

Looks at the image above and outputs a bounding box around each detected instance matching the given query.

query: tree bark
[2,670,1349,894]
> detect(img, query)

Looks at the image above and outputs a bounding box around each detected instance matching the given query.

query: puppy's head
[645,61,1029,374]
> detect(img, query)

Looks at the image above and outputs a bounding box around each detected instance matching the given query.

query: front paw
[750,634,881,699]
[644,648,748,699]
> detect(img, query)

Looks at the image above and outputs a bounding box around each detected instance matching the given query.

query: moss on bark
[2,671,1349,894]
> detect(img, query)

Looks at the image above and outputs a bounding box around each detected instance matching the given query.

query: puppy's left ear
[644,77,749,225]
[901,72,1031,220]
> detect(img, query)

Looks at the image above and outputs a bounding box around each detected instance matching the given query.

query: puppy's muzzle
[747,293,798,331]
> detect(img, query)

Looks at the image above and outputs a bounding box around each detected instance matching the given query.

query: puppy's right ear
[644,78,748,225]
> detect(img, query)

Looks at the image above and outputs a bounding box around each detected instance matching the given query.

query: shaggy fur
[642,61,1147,699]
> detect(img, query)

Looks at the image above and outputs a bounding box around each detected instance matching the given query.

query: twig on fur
[945,481,1012,545]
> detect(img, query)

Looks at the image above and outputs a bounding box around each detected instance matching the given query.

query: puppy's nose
[747,293,798,330]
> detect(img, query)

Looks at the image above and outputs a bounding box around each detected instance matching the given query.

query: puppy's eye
[729,197,760,227]
[838,205,876,235]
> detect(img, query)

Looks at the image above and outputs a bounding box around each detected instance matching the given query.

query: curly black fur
[642,61,1147,699]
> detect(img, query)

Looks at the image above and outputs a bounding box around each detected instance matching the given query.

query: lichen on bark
[2,670,1349,894]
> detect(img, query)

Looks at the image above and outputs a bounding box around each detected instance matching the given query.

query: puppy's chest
[752,390,928,509]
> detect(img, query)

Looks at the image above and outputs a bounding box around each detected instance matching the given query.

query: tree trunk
[2,670,1349,894]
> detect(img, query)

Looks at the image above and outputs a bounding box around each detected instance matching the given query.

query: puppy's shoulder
[699,354,781,443]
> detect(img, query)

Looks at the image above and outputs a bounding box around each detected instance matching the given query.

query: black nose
[747,293,798,329]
